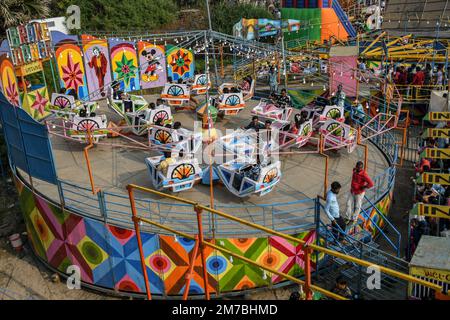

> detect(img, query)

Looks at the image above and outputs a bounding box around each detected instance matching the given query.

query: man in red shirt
[345,161,374,225]
[412,66,425,85]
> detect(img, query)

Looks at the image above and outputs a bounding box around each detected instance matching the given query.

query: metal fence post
[314,197,321,280]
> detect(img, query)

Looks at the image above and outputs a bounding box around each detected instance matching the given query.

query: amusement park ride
[2,1,450,300]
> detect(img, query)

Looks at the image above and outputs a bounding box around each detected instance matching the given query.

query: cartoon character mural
[108,39,140,92]
[165,46,195,82]
[0,54,20,107]
[82,35,112,100]
[137,41,167,89]
[53,35,88,100]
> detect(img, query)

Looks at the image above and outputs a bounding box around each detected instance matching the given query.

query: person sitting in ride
[155,98,166,109]
[351,99,365,124]
[277,89,291,108]
[121,92,133,113]
[112,81,123,100]
[143,102,156,119]
[157,151,175,176]
[172,121,186,141]
[289,113,307,135]
[239,76,252,92]
[243,115,264,131]
[218,87,229,104]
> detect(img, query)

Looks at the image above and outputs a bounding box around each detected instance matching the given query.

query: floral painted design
[61,54,84,91]
[114,53,137,87]
[169,49,192,76]
[30,90,49,115]
[5,73,19,106]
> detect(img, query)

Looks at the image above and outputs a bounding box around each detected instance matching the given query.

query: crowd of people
[408,121,450,260]
[389,63,446,101]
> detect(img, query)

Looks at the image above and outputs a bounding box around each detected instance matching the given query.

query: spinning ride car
[217,92,246,116]
[319,119,357,153]
[160,83,191,107]
[217,158,281,197]
[302,104,345,128]
[215,128,281,197]
[149,125,202,154]
[251,98,293,121]
[64,109,108,143]
[106,90,148,117]
[125,105,173,136]
[218,78,255,101]
[188,74,211,95]
[50,93,98,117]
[271,119,313,150]
[145,151,203,192]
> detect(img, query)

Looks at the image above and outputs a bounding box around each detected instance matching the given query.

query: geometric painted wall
[15,174,323,296]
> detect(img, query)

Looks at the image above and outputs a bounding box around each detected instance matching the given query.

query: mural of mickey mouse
[141,48,162,82]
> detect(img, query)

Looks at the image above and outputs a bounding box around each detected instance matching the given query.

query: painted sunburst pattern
[61,54,84,90]
[114,53,137,87]
[30,90,49,115]
[5,73,19,106]
[169,49,192,76]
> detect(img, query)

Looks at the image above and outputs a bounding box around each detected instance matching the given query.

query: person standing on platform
[269,66,278,95]
[345,161,374,226]
[319,181,346,242]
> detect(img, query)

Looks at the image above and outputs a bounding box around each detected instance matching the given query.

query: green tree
[0,0,50,34]
[50,0,178,33]
[210,1,273,34]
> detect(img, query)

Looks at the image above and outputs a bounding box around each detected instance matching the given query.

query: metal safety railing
[126,184,450,300]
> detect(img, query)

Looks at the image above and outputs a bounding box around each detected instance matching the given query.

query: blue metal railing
[364,195,401,256]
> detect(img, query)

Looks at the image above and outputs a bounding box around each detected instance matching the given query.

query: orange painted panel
[321,8,348,42]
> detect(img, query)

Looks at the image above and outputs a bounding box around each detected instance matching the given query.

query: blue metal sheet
[0,93,57,184]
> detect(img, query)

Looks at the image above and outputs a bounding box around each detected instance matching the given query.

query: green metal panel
[281,8,322,42]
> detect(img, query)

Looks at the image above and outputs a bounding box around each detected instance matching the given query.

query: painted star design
[31,90,49,115]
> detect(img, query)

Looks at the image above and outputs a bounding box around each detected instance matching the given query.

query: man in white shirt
[320,181,346,242]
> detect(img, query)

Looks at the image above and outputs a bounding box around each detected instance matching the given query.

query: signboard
[421,148,450,160]
[421,128,450,139]
[417,173,450,185]
[412,203,450,219]
[424,112,450,122]
[411,267,450,284]
[16,61,43,77]
[6,22,52,67]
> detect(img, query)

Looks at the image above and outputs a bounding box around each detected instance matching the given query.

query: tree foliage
[0,0,51,34]
[210,1,273,34]
[50,0,178,33]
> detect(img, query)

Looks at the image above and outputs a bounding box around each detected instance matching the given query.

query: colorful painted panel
[362,190,393,237]
[137,41,167,89]
[109,39,140,92]
[158,235,217,295]
[54,37,88,100]
[0,54,20,106]
[81,35,112,100]
[20,87,51,120]
[329,55,358,97]
[165,46,195,82]
[10,174,350,297]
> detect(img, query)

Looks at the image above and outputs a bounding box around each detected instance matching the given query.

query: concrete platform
[27,94,390,237]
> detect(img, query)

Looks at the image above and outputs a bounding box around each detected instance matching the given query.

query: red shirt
[412,71,424,85]
[350,169,374,195]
